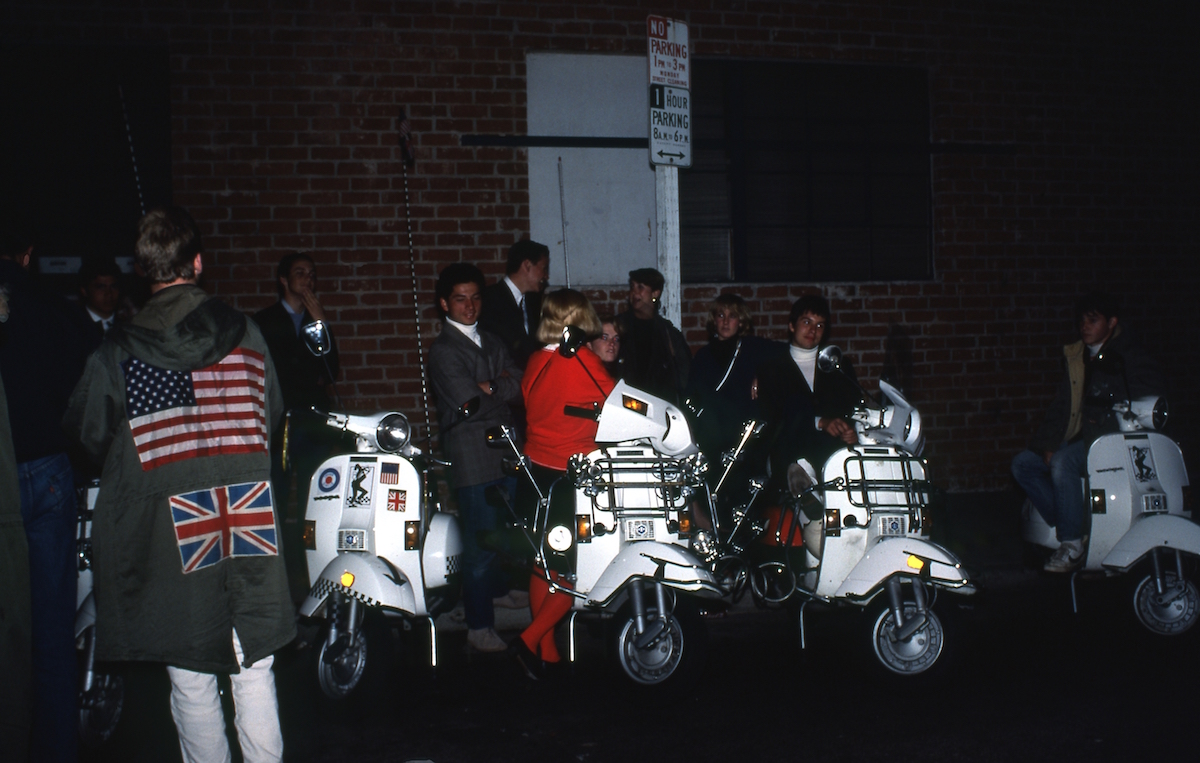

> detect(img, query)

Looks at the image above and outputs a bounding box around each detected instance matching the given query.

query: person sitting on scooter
[510,289,616,680]
[754,294,864,483]
[1012,292,1166,572]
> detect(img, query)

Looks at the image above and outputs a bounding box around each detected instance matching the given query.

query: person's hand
[819,416,858,444]
[477,381,494,396]
[298,288,327,322]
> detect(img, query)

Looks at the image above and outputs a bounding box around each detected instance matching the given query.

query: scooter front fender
[835,537,972,600]
[299,552,416,618]
[1101,514,1200,572]
[74,590,96,639]
[585,541,723,607]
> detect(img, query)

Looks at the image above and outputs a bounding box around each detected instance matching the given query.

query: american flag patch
[381,462,399,485]
[123,349,269,471]
[169,480,278,574]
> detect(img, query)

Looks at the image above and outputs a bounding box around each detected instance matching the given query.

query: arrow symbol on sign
[656,150,685,159]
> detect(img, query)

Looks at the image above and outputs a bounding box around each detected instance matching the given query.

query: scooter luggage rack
[830,450,931,513]
[570,451,704,513]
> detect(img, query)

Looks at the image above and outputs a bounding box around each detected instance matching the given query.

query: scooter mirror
[558,325,587,358]
[301,320,333,357]
[817,345,843,373]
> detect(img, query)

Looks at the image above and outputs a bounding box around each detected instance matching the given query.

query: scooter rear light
[303,520,317,550]
[576,514,592,542]
[404,521,419,550]
[824,508,841,537]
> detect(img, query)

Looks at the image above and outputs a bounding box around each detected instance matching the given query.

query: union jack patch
[169,481,278,574]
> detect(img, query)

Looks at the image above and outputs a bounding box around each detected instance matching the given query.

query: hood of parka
[111,284,246,371]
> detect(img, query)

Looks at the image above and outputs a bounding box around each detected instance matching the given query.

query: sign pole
[656,164,681,327]
[646,14,690,328]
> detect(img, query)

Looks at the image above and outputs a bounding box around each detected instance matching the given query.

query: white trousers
[166,631,284,763]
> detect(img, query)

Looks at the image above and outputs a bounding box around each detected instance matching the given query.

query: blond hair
[535,288,603,344]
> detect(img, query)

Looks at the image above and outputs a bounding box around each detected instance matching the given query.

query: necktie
[519,296,528,334]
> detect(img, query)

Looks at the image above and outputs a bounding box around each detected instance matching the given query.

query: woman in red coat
[509,289,615,680]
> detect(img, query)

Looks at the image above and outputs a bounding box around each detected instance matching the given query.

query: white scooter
[490,335,724,687]
[295,321,464,699]
[693,346,975,676]
[75,480,123,744]
[1022,396,1200,634]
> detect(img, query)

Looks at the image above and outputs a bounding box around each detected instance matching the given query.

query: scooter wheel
[317,628,369,700]
[78,672,124,746]
[1133,572,1200,636]
[614,602,706,688]
[871,603,944,676]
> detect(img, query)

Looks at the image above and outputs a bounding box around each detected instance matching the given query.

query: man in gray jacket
[65,207,294,763]
[429,263,527,653]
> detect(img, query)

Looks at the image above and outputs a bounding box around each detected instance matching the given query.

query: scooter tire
[612,599,707,690]
[1133,572,1200,636]
[314,610,397,701]
[870,602,945,677]
[78,671,124,746]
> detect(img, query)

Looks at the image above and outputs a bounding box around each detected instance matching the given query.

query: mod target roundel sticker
[318,468,340,492]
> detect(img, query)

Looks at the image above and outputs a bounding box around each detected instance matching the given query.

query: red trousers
[519,569,573,663]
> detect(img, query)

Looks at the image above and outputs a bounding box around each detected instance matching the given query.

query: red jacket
[522,346,616,470]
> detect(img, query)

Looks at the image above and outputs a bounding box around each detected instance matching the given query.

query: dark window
[681,60,932,282]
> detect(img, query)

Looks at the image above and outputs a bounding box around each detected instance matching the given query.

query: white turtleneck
[789,344,822,429]
[445,317,482,347]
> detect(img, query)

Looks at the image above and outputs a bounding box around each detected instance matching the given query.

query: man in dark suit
[75,257,124,353]
[755,294,864,480]
[252,251,340,599]
[429,263,527,653]
[479,239,550,370]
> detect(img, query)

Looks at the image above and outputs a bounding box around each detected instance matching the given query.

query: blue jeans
[457,477,517,630]
[18,452,78,763]
[1012,442,1088,542]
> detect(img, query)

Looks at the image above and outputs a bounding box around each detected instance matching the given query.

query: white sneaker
[493,590,530,610]
[1044,539,1085,572]
[467,627,507,653]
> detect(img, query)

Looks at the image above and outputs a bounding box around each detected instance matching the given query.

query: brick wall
[5,0,1197,491]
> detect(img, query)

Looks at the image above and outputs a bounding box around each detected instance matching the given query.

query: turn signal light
[906,555,925,571]
[622,395,649,415]
[303,520,317,550]
[404,521,419,550]
[576,514,592,542]
[340,571,355,587]
[677,512,693,536]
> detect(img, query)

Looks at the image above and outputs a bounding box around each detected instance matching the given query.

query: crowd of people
[0,203,1164,760]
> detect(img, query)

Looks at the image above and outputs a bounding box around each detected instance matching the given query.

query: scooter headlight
[547,525,573,552]
[376,413,411,452]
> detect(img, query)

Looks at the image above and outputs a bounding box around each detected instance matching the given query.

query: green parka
[64,285,295,673]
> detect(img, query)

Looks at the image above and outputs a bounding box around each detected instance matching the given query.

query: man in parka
[1012,292,1165,572]
[64,207,295,762]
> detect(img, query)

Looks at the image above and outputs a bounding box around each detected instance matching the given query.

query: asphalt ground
[79,489,1200,763]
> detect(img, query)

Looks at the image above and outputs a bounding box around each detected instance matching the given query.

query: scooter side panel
[834,537,970,599]
[300,552,417,617]
[1086,432,1188,569]
[422,512,463,589]
[1101,513,1200,572]
[582,541,722,608]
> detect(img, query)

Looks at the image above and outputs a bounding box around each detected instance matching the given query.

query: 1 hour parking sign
[649,84,691,167]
